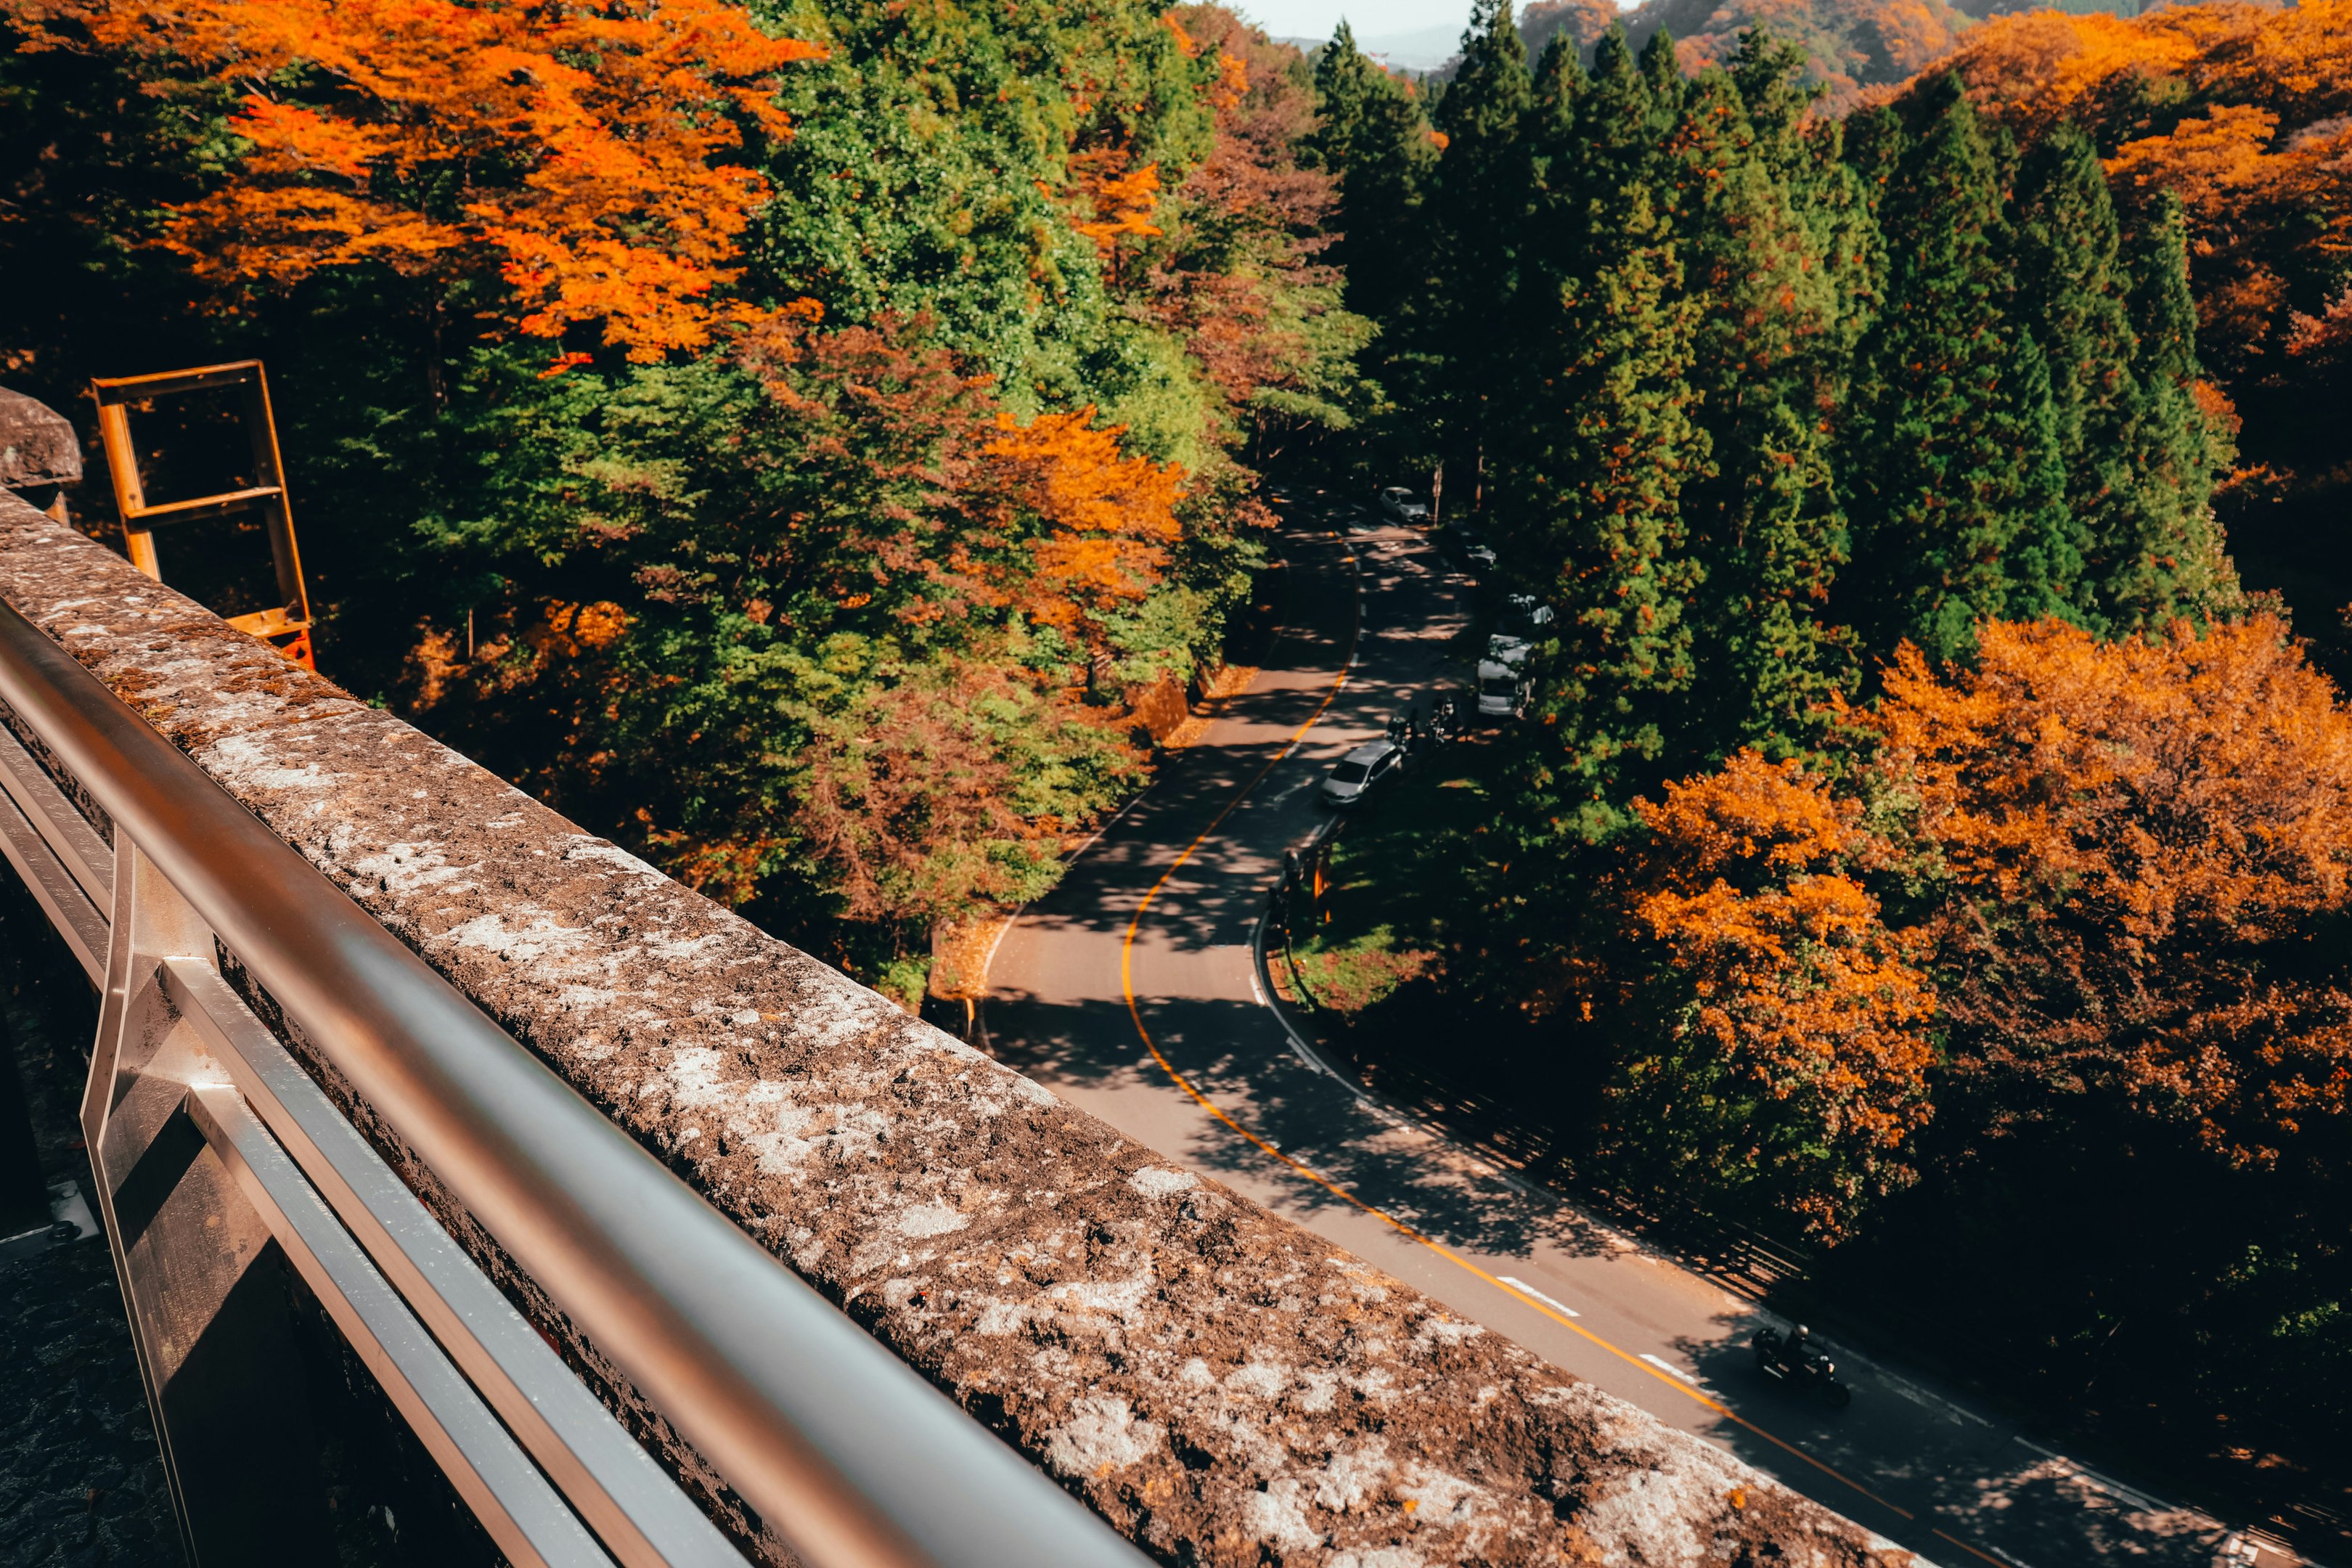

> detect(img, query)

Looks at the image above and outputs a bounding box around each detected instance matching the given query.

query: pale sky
[1238,0,1633,54]
[1238,0,1476,46]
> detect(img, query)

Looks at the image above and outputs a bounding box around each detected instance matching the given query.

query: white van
[1476,661,1530,720]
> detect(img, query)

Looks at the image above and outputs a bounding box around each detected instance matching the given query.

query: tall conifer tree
[1426,0,1534,505]
[1730,32,1882,367]
[1839,75,2076,662]
[2106,192,2237,628]
[1506,34,1588,486]
[1576,25,1659,205]
[1524,31,1585,219]
[1312,24,1436,433]
[1506,180,1707,838]
[2009,121,2143,632]
[1308,23,1381,175]
[1672,67,1853,762]
[1638,26,1686,126]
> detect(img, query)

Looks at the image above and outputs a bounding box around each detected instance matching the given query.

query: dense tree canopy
[0,0,1370,996]
[1347,10,2237,858]
[4,0,2347,1516]
[13,0,821,357]
[1890,0,2351,677]
[1296,6,2345,1508]
[1589,615,2352,1234]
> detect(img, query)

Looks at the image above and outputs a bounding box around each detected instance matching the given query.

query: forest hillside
[4,0,2348,1540]
[1306,0,2350,1528]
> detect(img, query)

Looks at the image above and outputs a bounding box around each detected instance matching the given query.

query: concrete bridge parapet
[0,488,1918,1568]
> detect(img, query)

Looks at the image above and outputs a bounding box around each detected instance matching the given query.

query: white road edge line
[1638,1353,1710,1389]
[1249,833,1415,1130]
[1496,1275,1578,1318]
[1967,1538,2045,1568]
[1868,1360,1996,1431]
[1015,515,2245,1565]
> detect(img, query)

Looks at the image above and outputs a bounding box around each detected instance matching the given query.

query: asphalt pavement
[982,499,2272,1568]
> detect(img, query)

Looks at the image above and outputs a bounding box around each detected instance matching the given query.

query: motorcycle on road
[1752,1326,1854,1408]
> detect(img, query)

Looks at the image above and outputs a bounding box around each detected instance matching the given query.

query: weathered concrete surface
[0,389,81,490]
[0,493,1922,1568]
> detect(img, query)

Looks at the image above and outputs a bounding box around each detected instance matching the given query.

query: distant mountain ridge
[1604,0,1974,102]
[1312,20,1473,70]
[1295,0,2147,99]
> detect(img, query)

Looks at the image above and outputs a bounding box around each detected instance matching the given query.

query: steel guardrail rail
[0,599,1148,1568]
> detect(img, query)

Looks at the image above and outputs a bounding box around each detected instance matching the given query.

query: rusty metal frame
[89,361,315,669]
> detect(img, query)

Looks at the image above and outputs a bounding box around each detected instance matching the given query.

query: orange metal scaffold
[89,360,317,670]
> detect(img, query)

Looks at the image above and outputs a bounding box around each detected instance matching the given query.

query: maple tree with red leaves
[1138,5,1365,462]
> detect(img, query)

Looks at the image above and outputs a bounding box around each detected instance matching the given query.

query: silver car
[1488,600,1552,663]
[1320,740,1403,807]
[1476,661,1530,720]
[1377,486,1429,523]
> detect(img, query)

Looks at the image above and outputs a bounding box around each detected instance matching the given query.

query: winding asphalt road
[983,501,2271,1568]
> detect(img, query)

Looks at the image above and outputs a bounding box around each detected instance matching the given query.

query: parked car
[1376,486,1430,523]
[1448,524,1497,571]
[1475,660,1530,720]
[1320,740,1404,807]
[1488,595,1554,662]
[1500,594,1556,637]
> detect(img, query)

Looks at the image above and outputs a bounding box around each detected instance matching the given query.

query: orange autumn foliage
[986,407,1184,631]
[1611,616,2352,1230]
[1903,1,2352,369]
[1159,2,1253,108]
[14,0,821,358]
[1916,1,2352,143]
[1859,617,2352,1169]
[1626,751,1939,1230]
[1212,49,1249,114]
[1067,147,1166,249]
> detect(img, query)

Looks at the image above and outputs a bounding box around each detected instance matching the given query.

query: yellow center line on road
[1114,524,1935,1535]
[1933,1527,2019,1567]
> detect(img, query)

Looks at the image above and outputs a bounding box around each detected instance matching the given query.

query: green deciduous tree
[412,318,1167,960]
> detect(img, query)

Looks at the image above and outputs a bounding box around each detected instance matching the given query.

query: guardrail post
[84,841,337,1564]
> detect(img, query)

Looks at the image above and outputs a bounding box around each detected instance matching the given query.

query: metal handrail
[0,598,1145,1568]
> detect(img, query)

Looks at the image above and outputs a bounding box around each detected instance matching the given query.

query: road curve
[983,502,2248,1568]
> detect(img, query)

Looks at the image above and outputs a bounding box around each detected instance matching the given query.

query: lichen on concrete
[0,494,1924,1568]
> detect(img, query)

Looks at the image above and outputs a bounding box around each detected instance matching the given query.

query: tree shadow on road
[1670,1318,2234,1568]
[984,985,1625,1265]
